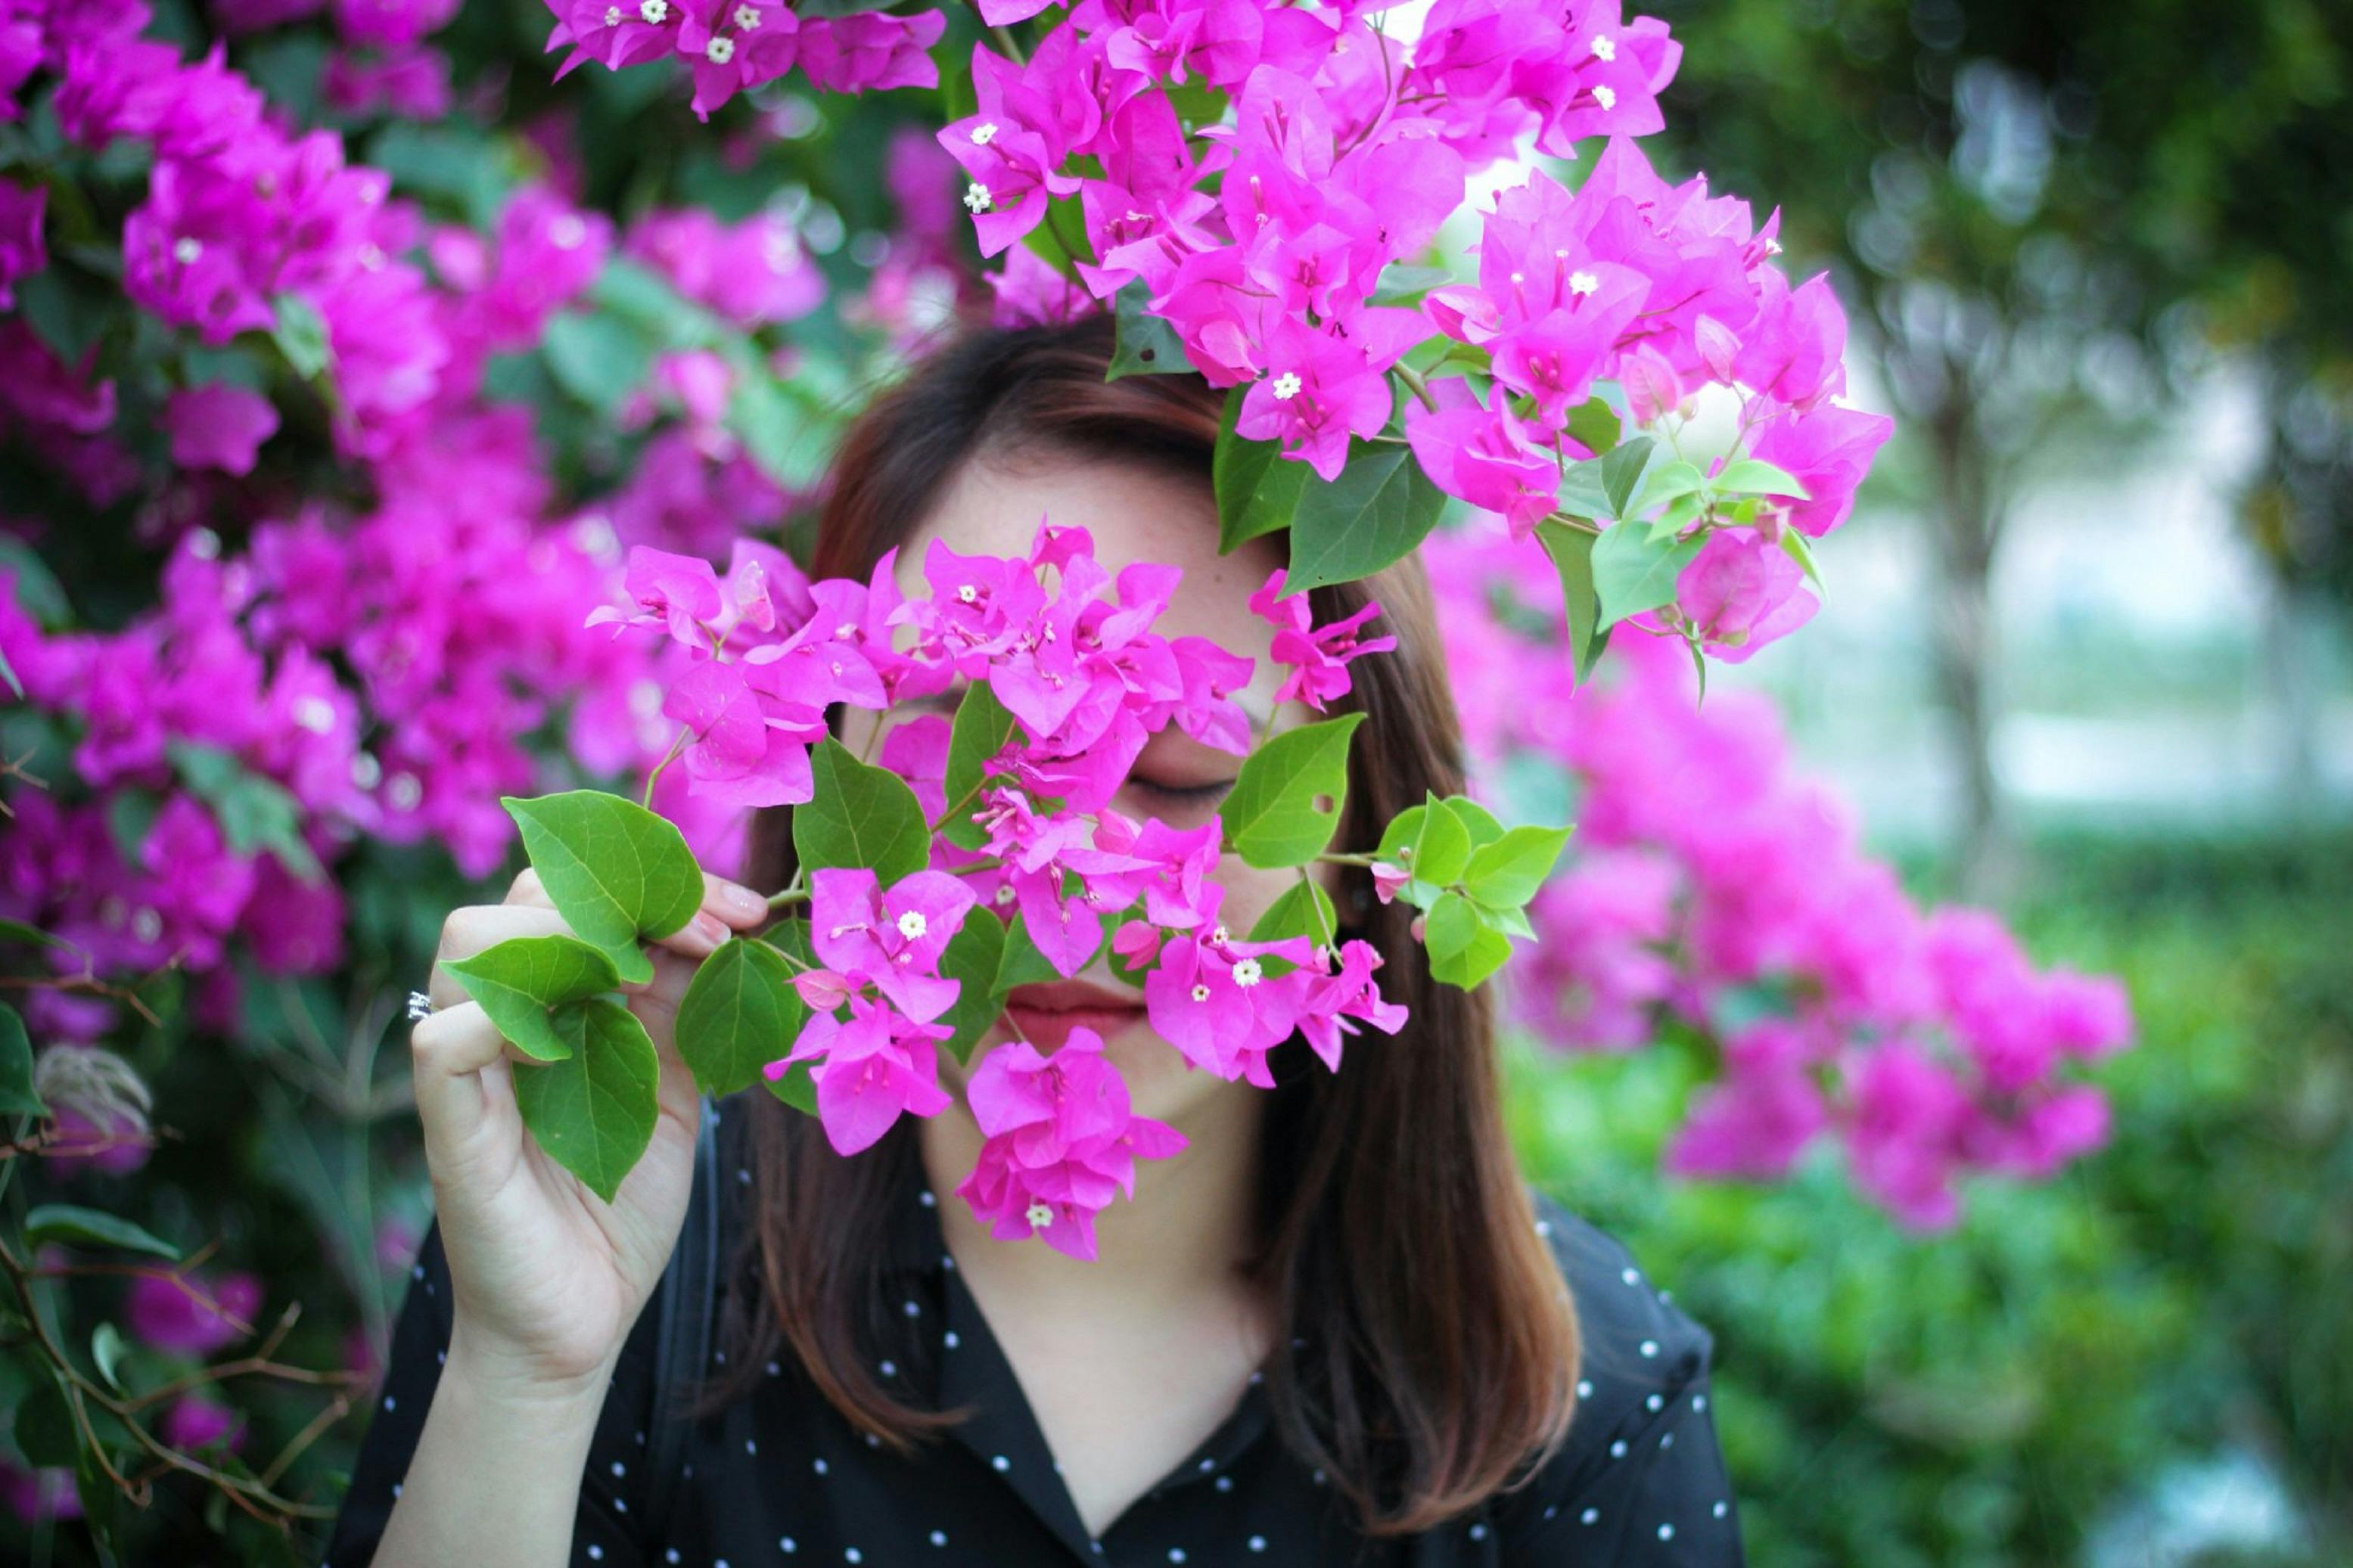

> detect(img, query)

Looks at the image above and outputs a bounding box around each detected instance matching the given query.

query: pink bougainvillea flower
[809,867,978,1022]
[1746,402,1896,539]
[1246,568,1396,712]
[126,1269,264,1358]
[770,995,955,1156]
[164,383,280,476]
[953,1027,1186,1259]
[1673,529,1818,663]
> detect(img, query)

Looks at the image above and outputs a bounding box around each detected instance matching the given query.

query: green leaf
[503,791,705,986]
[90,1324,128,1393]
[1214,386,1308,553]
[1439,796,1505,849]
[1223,713,1364,868]
[1600,435,1656,519]
[542,311,653,416]
[934,914,1009,1065]
[0,642,17,700]
[1780,526,1826,592]
[1161,79,1229,130]
[1425,892,1512,989]
[1108,279,1192,378]
[13,1372,76,1467]
[1461,824,1574,909]
[1282,441,1449,595]
[794,740,930,886]
[445,935,621,1063]
[729,373,834,491]
[675,936,805,1096]
[1556,452,1612,519]
[0,919,74,955]
[760,923,819,1115]
[512,998,661,1204]
[1712,458,1811,500]
[1534,521,1608,685]
[24,1205,179,1260]
[1369,263,1453,305]
[14,267,112,367]
[169,742,323,880]
[1565,396,1624,457]
[1590,523,1705,630]
[1248,879,1338,949]
[1373,791,1471,889]
[941,682,1020,849]
[993,913,1064,993]
[0,1001,42,1118]
[269,293,331,380]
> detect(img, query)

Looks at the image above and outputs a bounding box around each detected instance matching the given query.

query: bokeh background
[1,0,2347,1563]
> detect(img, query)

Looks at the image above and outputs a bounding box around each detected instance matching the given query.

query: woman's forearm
[368,1335,616,1568]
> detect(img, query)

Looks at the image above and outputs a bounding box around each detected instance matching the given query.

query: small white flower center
[1591,34,1616,61]
[1230,958,1264,988]
[896,911,928,940]
[1209,924,1230,946]
[173,237,203,264]
[550,214,588,250]
[638,0,667,21]
[835,621,859,639]
[962,182,993,215]
[1569,269,1599,296]
[294,696,337,734]
[971,122,999,146]
[704,33,734,62]
[1592,84,1618,111]
[734,3,760,26]
[1268,371,1303,402]
[993,883,1017,905]
[603,5,620,23]
[1190,983,1211,1002]
[1025,1201,1053,1231]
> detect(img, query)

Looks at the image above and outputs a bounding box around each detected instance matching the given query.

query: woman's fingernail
[692,911,728,946]
[714,881,768,921]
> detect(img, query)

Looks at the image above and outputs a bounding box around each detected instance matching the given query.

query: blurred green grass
[1508,833,2353,1567]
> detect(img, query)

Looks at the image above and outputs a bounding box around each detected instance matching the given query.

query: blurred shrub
[1511,831,2353,1566]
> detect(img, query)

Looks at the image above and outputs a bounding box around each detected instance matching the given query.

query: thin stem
[641,725,690,812]
[1393,359,1440,415]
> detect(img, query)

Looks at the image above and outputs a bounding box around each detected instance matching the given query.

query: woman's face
[835,449,1324,1130]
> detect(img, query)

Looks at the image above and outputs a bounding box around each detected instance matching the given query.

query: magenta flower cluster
[1432,532,2131,1230]
[605,525,1406,1256]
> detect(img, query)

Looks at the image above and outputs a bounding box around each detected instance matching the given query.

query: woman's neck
[917,1075,1269,1310]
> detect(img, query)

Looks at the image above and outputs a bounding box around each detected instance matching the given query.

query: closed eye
[1130,778,1236,807]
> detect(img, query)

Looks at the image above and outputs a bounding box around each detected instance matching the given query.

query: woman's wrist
[444,1321,623,1415]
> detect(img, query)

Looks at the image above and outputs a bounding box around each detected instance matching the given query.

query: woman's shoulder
[1527,1187,1715,1399]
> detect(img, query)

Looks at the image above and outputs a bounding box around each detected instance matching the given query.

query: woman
[325,315,1745,1566]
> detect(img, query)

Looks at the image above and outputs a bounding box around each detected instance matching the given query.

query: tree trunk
[1925,399,2016,902]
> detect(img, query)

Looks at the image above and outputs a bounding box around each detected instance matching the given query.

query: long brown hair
[713,312,1579,1535]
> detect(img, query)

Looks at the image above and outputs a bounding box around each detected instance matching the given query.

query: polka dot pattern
[320,1101,1746,1566]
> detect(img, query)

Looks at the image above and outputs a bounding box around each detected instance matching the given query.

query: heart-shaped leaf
[1223,713,1364,868]
[759,922,820,1115]
[1590,522,1705,631]
[1214,387,1308,553]
[1425,892,1512,990]
[794,740,929,886]
[445,934,620,1061]
[1282,442,1449,595]
[934,914,1009,1064]
[1108,279,1193,378]
[941,682,1021,849]
[504,791,705,986]
[676,936,805,1096]
[1461,824,1574,910]
[1535,522,1609,685]
[1248,878,1338,951]
[512,998,661,1204]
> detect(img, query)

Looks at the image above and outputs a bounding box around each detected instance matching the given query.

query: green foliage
[1107,279,1192,378]
[1213,388,1307,552]
[794,739,930,885]
[934,914,1009,1064]
[1511,834,2353,1566]
[1222,713,1363,868]
[443,934,621,1062]
[511,998,662,1204]
[675,936,806,1095]
[0,1002,43,1117]
[23,1205,180,1261]
[941,682,1020,849]
[1280,441,1450,595]
[1590,520,1705,630]
[502,791,704,986]
[1534,522,1608,682]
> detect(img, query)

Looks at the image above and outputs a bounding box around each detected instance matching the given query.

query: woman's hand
[410,867,769,1399]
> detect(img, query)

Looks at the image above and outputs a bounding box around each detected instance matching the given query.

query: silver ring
[406,990,437,1023]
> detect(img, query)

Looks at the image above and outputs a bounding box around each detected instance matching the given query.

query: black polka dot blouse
[325,1094,1746,1566]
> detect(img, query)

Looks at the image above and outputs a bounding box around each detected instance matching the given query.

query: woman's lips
[1002,980,1148,1051]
